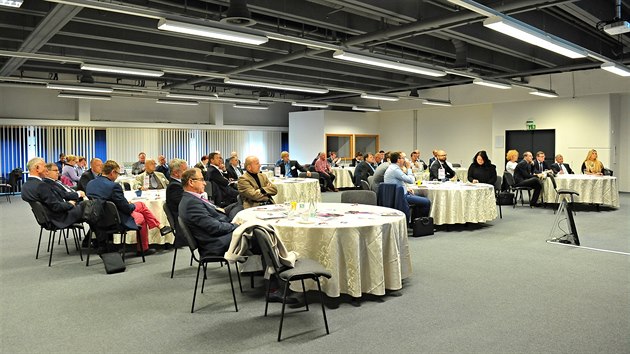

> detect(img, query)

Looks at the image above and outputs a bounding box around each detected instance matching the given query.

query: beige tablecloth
[331,167,355,188]
[419,167,467,181]
[412,182,497,225]
[117,190,175,245]
[542,175,619,208]
[269,177,321,204]
[233,203,411,298]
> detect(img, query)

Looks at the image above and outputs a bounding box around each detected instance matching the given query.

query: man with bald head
[429,150,456,181]
[78,158,103,192]
[238,156,278,209]
[135,158,169,190]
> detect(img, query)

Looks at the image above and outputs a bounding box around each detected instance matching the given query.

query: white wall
[288,110,325,163]
[0,87,75,120]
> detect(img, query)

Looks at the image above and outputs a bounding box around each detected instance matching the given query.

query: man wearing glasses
[429,150,456,181]
[43,163,85,202]
[384,151,431,217]
[86,160,172,256]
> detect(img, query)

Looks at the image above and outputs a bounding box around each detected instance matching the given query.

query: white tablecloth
[233,203,411,298]
[542,175,619,208]
[331,167,355,188]
[118,190,175,245]
[411,182,497,225]
[269,177,321,204]
[419,167,468,182]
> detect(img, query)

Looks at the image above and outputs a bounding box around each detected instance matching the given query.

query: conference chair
[360,180,370,191]
[503,172,533,208]
[548,175,579,215]
[177,216,241,313]
[163,203,194,278]
[367,175,377,193]
[253,227,331,341]
[29,201,84,267]
[494,175,503,219]
[0,168,23,203]
[340,190,377,206]
[377,183,411,222]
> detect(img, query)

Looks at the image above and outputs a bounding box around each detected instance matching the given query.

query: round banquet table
[411,181,498,225]
[268,177,321,204]
[542,174,619,208]
[112,189,175,245]
[419,167,468,182]
[233,202,412,298]
[331,167,355,188]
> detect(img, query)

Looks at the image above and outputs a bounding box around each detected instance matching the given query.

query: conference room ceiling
[0,0,629,107]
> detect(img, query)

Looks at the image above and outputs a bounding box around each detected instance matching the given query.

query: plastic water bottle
[143,174,149,189]
[308,201,317,219]
[274,166,281,177]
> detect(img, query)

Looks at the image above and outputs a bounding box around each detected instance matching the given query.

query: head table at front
[233,202,412,298]
[542,174,619,208]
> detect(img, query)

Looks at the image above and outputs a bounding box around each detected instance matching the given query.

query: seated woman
[505,149,519,175]
[581,149,605,175]
[467,150,497,185]
[61,154,81,186]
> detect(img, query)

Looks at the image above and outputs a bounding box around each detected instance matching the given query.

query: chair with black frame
[122,182,132,191]
[163,203,193,278]
[503,172,533,208]
[340,190,377,205]
[548,174,579,215]
[177,216,242,313]
[0,168,23,203]
[494,175,503,219]
[360,180,370,191]
[253,226,331,342]
[85,201,143,267]
[29,201,84,267]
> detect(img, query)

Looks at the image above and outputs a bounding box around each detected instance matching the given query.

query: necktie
[285,163,291,177]
[539,162,543,171]
[150,174,158,188]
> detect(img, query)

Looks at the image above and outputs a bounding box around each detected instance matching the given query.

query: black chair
[177,216,241,313]
[340,190,377,205]
[603,168,613,176]
[162,203,194,278]
[253,227,331,341]
[29,201,83,267]
[494,175,503,219]
[122,182,132,191]
[548,175,579,214]
[360,180,370,191]
[85,201,143,266]
[0,168,23,203]
[503,172,533,208]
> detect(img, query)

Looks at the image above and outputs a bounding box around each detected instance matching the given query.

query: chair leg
[235,262,243,293]
[316,278,330,335]
[526,190,532,207]
[138,231,145,263]
[48,231,56,267]
[191,262,202,313]
[301,279,309,311]
[36,227,44,259]
[73,228,83,261]
[170,247,178,278]
[226,263,238,312]
[62,229,70,255]
[86,230,92,267]
[278,281,290,341]
[121,233,127,262]
[264,278,272,316]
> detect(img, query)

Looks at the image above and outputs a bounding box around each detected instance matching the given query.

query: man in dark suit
[21,157,84,229]
[354,152,376,187]
[513,151,544,207]
[429,150,456,181]
[156,154,170,180]
[226,156,244,181]
[86,160,172,256]
[532,151,552,174]
[165,159,187,248]
[77,158,103,192]
[206,152,238,207]
[178,168,237,257]
[275,151,311,178]
[551,154,574,175]
[43,163,84,202]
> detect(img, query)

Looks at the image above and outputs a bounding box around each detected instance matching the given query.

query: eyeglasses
[112,170,120,175]
[190,177,205,181]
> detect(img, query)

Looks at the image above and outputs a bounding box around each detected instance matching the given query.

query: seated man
[135,158,169,190]
[226,156,244,181]
[155,154,170,180]
[410,149,428,171]
[238,156,278,209]
[551,154,574,175]
[275,151,311,178]
[314,152,337,192]
[429,150,456,181]
[350,151,363,167]
[21,157,84,229]
[354,152,376,187]
[384,151,431,217]
[77,158,103,192]
[131,152,146,175]
[513,151,544,207]
[87,160,172,255]
[206,152,239,207]
[43,163,85,202]
[327,151,341,167]
[532,151,552,174]
[372,152,391,185]
[165,158,187,248]
[178,168,238,257]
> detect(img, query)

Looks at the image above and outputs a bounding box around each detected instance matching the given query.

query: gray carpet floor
[1,191,629,354]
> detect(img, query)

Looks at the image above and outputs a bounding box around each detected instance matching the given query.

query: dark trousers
[515,177,543,205]
[319,172,336,190]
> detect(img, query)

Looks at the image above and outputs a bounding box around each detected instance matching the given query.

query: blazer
[155,164,170,179]
[165,178,183,221]
[513,160,536,185]
[178,192,236,257]
[206,166,238,207]
[237,171,278,209]
[429,160,456,180]
[276,160,307,178]
[532,160,551,174]
[194,162,208,174]
[77,169,98,192]
[226,164,244,181]
[134,171,169,190]
[551,162,574,174]
[354,161,375,186]
[21,177,83,228]
[86,176,137,231]
[44,178,82,201]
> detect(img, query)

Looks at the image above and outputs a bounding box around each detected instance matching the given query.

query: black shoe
[267,290,299,304]
[163,243,173,251]
[136,248,157,256]
[159,226,173,236]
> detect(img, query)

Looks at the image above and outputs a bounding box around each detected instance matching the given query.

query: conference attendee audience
[178,168,238,257]
[276,151,310,177]
[238,156,278,209]
[327,151,341,167]
[354,152,376,187]
[226,156,244,181]
[532,151,552,174]
[225,151,241,169]
[513,151,544,207]
[206,152,239,207]
[21,157,84,229]
[55,153,65,172]
[428,150,438,167]
[410,149,428,171]
[131,152,146,175]
[61,155,81,186]
[551,154,574,175]
[373,151,384,167]
[372,152,391,185]
[76,157,87,176]
[581,149,605,175]
[43,163,85,202]
[314,152,338,192]
[505,149,519,175]
[467,150,498,185]
[156,154,170,179]
[429,150,456,181]
[384,151,431,217]
[165,158,188,248]
[135,158,169,190]
[350,151,363,167]
[194,155,209,173]
[78,158,103,192]
[87,160,172,256]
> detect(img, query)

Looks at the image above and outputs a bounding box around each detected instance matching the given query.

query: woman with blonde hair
[61,154,81,186]
[505,149,519,175]
[581,149,604,175]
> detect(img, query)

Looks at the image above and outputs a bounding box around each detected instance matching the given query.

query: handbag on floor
[100,252,126,274]
[498,191,515,205]
[412,217,434,237]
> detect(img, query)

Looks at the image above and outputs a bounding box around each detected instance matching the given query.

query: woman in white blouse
[505,149,519,175]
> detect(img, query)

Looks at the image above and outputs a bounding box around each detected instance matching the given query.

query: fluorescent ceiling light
[529,89,558,98]
[265,34,338,50]
[166,93,217,100]
[47,83,113,93]
[472,78,512,89]
[0,0,23,7]
[213,96,260,104]
[224,78,329,94]
[292,102,329,108]
[233,103,269,110]
[483,16,587,59]
[57,93,111,100]
[157,18,268,45]
[422,99,452,107]
[333,50,446,77]
[156,99,199,106]
[360,93,400,101]
[81,63,164,77]
[352,105,381,112]
[600,62,630,77]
